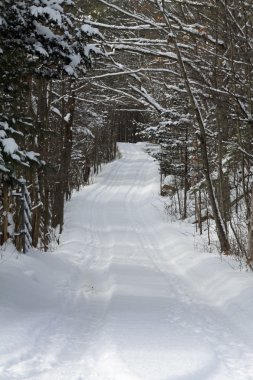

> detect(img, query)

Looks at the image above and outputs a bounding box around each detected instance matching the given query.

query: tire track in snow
[89,144,253,380]
[3,143,253,380]
[1,158,128,380]
[108,149,218,380]
[122,148,253,380]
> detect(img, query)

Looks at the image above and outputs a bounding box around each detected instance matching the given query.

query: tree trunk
[159,4,231,254]
[247,184,253,265]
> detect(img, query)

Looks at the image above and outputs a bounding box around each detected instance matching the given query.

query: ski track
[1,142,253,380]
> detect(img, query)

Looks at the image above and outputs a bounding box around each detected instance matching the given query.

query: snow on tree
[86,0,253,259]
[0,0,108,250]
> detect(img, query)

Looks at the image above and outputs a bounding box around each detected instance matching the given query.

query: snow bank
[1,142,253,380]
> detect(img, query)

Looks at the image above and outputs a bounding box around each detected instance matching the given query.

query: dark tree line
[0,1,117,251]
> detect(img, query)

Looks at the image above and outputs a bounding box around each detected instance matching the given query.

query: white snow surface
[30,6,62,25]
[33,42,49,57]
[2,138,18,155]
[1,142,253,380]
[81,24,104,39]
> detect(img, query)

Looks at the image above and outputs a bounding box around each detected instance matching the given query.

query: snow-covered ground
[1,142,253,380]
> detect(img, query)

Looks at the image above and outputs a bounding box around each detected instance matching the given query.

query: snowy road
[1,143,253,380]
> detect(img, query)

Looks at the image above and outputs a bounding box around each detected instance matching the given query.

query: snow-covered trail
[1,142,253,380]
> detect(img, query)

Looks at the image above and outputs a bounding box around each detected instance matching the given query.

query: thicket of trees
[86,0,253,264]
[0,1,117,251]
[1,0,253,265]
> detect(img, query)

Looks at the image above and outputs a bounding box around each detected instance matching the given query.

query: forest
[1,0,253,265]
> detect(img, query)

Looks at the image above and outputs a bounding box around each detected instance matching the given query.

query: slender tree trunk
[159,4,230,254]
[183,126,188,219]
[2,183,9,243]
[247,184,253,265]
